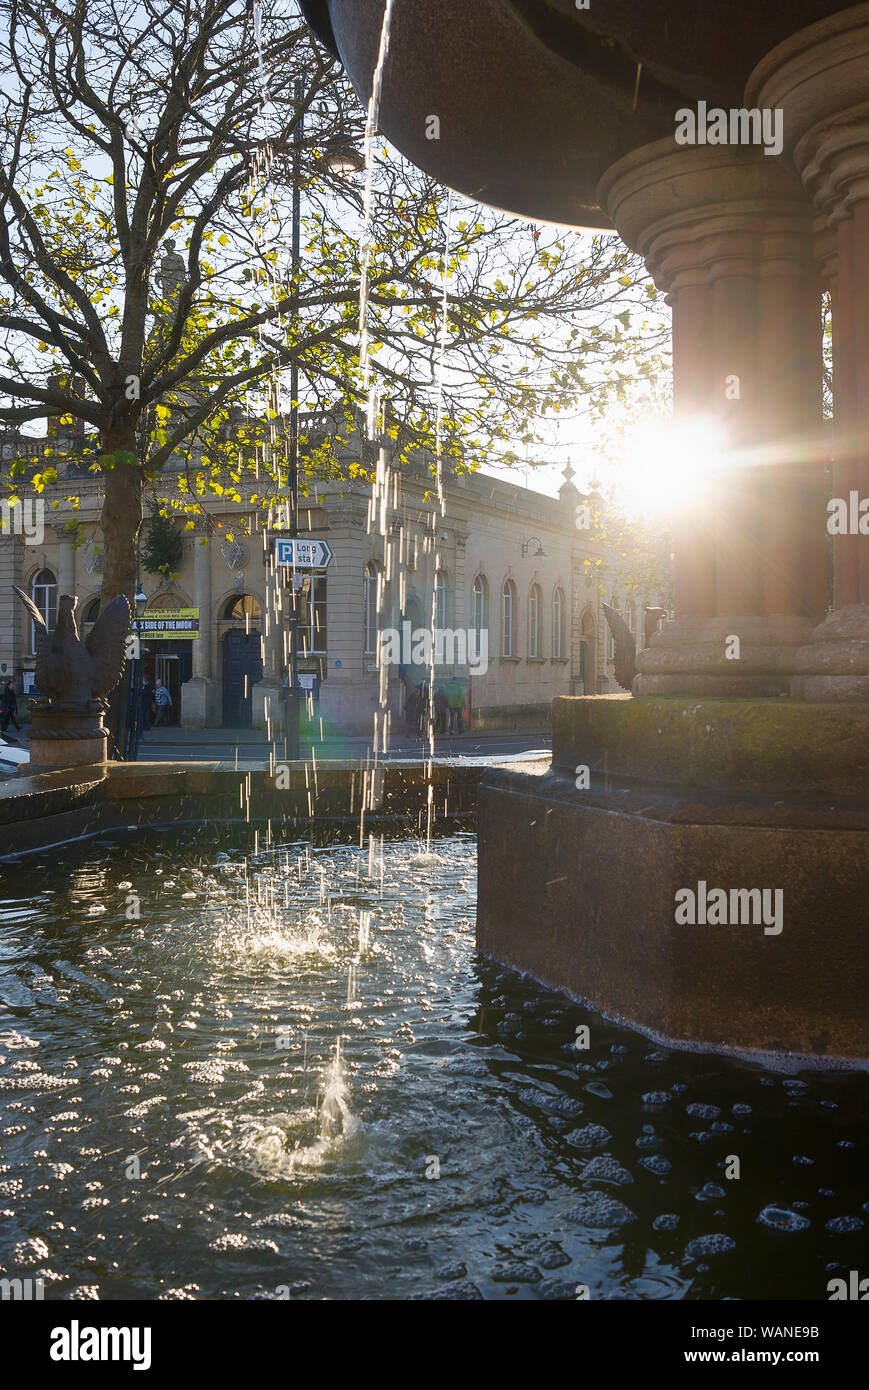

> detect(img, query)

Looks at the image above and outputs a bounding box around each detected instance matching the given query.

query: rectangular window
[299,576,327,655]
[435,575,446,631]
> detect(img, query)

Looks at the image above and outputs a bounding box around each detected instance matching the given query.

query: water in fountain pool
[0,826,866,1301]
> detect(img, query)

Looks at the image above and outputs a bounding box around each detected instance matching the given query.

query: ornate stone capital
[597,141,814,297]
[748,5,869,224]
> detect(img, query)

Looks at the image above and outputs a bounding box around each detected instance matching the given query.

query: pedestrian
[434,684,449,735]
[0,680,21,734]
[404,682,419,735]
[416,681,429,735]
[445,676,466,734]
[141,677,154,731]
[152,677,172,726]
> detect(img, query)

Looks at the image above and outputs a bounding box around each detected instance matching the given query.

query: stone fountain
[303,0,869,1061]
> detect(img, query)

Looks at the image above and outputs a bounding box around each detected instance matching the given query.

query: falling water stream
[0,826,866,1301]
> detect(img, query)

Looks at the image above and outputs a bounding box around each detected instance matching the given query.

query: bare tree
[0,0,667,605]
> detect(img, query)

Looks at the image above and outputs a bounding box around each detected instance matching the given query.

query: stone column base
[790,605,869,702]
[251,678,283,733]
[635,616,816,697]
[180,676,220,727]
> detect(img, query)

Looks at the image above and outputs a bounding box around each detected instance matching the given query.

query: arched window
[472,575,487,635]
[82,597,101,625]
[501,578,516,657]
[31,568,57,647]
[608,596,617,661]
[552,586,565,659]
[222,594,262,622]
[363,561,380,655]
[434,570,446,630]
[528,582,542,658]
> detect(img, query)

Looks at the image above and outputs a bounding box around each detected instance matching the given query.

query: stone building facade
[1,420,662,733]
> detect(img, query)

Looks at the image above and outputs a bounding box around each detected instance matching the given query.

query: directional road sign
[274,537,333,569]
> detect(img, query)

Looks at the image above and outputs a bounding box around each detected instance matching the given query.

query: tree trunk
[99,428,143,761]
[99,429,143,606]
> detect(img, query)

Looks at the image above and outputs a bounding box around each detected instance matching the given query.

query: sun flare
[612,416,727,520]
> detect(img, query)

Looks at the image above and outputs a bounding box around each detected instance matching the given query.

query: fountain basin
[0,757,550,859]
[0,823,866,1301]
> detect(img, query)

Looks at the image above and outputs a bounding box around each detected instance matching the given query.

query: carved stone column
[598,142,825,695]
[749,4,869,700]
[182,526,219,726]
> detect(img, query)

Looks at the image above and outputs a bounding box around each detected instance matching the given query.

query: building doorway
[222,628,263,728]
[577,609,596,695]
[142,643,192,725]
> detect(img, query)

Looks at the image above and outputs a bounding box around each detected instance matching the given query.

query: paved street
[136,724,552,763]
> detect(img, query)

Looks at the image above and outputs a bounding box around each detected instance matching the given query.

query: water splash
[357,0,397,430]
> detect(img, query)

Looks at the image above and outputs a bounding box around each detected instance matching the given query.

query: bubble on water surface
[641,1156,671,1176]
[410,1280,483,1300]
[572,1195,637,1229]
[757,1206,810,1232]
[685,1234,735,1259]
[686,1103,720,1119]
[441,1056,489,1077]
[582,1155,633,1186]
[565,1124,610,1150]
[653,1213,680,1231]
[825,1215,864,1234]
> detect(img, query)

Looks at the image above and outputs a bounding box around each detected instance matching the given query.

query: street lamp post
[282,78,305,760]
[280,105,364,759]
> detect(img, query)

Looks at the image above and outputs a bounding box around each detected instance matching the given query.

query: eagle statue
[13,588,131,706]
[602,603,669,692]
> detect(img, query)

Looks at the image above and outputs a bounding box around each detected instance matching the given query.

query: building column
[181,527,219,726]
[56,526,75,598]
[251,543,285,734]
[0,535,20,687]
[598,141,825,695]
[749,6,869,699]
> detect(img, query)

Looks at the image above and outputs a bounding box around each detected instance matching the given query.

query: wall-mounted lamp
[521,536,546,558]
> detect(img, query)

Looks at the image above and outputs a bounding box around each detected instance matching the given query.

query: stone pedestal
[27,702,109,771]
[180,675,219,727]
[790,605,869,702]
[478,696,869,1062]
[748,5,869,701]
[251,677,282,734]
[637,615,815,697]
